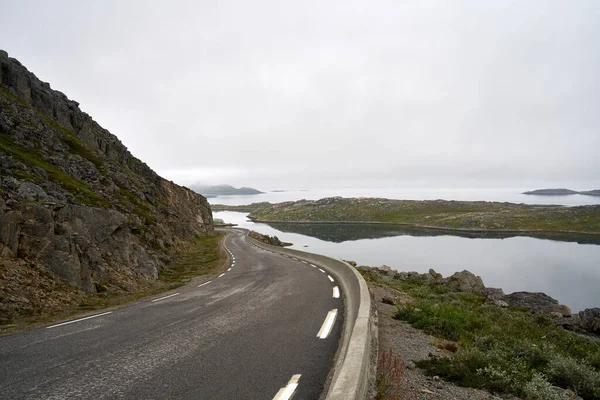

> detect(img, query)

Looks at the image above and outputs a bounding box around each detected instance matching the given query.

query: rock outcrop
[0,50,213,322]
[248,231,292,247]
[501,292,572,317]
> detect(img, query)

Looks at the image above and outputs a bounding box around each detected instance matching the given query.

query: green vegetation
[43,117,103,168]
[220,198,600,235]
[211,202,270,213]
[0,133,111,208]
[159,233,227,285]
[360,269,600,399]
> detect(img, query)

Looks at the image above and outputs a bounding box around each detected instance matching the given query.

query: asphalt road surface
[0,229,343,400]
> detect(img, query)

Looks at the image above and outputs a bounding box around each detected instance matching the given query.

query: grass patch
[159,232,227,285]
[0,134,110,208]
[361,270,600,399]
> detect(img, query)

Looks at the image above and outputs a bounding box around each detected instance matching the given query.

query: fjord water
[214,210,600,313]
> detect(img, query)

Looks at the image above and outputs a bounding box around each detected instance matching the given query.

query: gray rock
[445,270,485,294]
[491,299,509,307]
[428,268,443,279]
[382,295,397,305]
[578,308,600,334]
[502,292,571,316]
[483,287,505,299]
[18,181,48,201]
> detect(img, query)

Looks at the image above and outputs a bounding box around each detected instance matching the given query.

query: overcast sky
[1,0,598,190]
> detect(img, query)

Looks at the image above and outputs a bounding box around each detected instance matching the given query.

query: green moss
[43,117,103,169]
[0,134,110,208]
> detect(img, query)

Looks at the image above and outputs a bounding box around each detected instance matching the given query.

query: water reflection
[262,222,600,245]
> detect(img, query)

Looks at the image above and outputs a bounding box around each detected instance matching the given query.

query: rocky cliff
[0,50,213,323]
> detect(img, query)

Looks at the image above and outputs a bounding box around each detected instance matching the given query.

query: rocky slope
[0,50,213,323]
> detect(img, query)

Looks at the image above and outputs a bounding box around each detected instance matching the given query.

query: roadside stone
[578,308,600,334]
[382,295,397,305]
[445,270,485,294]
[502,292,571,316]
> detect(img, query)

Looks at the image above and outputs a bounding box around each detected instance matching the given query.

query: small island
[524,188,600,196]
[190,184,263,197]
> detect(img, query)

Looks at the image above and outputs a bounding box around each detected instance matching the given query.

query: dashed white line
[227,267,232,271]
[333,286,340,298]
[310,264,317,268]
[291,257,298,261]
[198,281,212,288]
[273,374,301,400]
[317,309,338,339]
[318,268,325,273]
[301,260,307,264]
[46,312,113,329]
[152,293,180,302]
[218,273,225,278]
[328,275,334,282]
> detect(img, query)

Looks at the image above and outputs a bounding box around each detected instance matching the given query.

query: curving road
[0,229,343,399]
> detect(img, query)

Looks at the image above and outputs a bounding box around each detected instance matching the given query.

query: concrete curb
[242,230,375,399]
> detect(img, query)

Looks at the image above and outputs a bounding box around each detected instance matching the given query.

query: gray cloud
[1,0,598,189]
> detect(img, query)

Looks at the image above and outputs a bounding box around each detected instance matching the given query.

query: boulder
[428,268,443,279]
[483,287,505,299]
[382,295,397,305]
[502,292,571,316]
[578,308,600,334]
[445,270,485,294]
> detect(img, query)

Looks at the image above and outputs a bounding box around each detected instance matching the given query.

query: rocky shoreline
[360,264,600,336]
[248,231,292,247]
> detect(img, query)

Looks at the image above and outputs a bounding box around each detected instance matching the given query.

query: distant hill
[190,184,263,196]
[523,189,600,196]
[580,190,600,196]
[523,189,579,195]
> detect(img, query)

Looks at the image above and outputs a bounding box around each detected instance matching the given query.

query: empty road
[0,229,343,399]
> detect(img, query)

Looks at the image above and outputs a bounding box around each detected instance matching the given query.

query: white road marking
[310,264,317,268]
[291,257,298,261]
[46,312,112,329]
[317,309,338,339]
[333,286,340,298]
[218,273,225,278]
[318,268,325,273]
[227,267,232,271]
[151,293,180,302]
[198,281,212,288]
[301,260,307,264]
[273,374,301,400]
[328,275,334,282]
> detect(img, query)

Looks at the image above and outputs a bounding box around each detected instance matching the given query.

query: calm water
[215,211,600,312]
[209,188,600,206]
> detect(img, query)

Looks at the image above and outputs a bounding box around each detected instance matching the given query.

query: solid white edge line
[273,374,301,400]
[318,268,325,273]
[198,281,212,287]
[151,293,180,302]
[333,286,340,298]
[328,275,334,282]
[218,273,225,278]
[46,311,113,329]
[317,309,338,339]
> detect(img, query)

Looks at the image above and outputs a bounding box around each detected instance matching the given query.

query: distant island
[189,184,263,197]
[524,188,600,196]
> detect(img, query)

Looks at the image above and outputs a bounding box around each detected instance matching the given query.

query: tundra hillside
[214,197,600,234]
[0,50,214,327]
